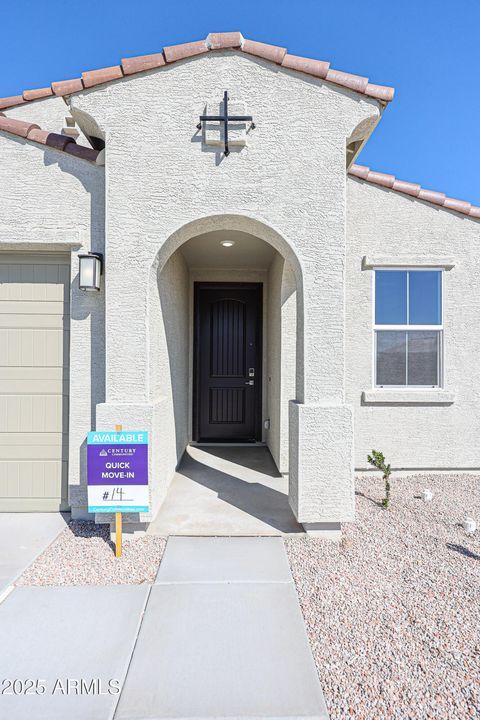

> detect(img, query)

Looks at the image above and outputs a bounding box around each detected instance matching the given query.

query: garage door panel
[0,395,65,433]
[0,301,68,315]
[0,367,67,395]
[0,255,69,510]
[0,263,70,303]
[0,328,66,365]
[0,433,67,459]
[0,460,65,499]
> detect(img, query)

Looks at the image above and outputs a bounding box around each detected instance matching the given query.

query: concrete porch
[148,445,304,536]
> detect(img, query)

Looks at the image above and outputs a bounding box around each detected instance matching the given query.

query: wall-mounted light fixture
[78,252,103,292]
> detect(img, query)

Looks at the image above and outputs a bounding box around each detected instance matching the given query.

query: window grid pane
[374,270,443,388]
[375,330,441,387]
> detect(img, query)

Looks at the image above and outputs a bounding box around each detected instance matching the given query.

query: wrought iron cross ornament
[197,90,255,156]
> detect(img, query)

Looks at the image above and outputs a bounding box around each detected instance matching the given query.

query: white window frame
[372,268,444,389]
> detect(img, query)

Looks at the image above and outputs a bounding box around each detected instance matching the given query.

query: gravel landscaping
[16,520,166,586]
[286,473,480,720]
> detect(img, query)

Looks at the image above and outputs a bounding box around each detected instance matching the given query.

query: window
[374,270,443,387]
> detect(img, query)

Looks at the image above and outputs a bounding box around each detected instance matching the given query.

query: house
[0,32,478,532]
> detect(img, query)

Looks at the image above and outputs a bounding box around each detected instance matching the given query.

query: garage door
[0,253,70,511]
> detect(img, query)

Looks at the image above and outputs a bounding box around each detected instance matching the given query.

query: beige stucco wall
[347,177,480,470]
[266,254,297,474]
[0,132,105,516]
[68,50,379,522]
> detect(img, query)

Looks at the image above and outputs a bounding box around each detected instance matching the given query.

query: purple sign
[87,444,148,485]
[87,430,149,513]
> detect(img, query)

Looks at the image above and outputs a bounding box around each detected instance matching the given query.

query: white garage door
[0,253,70,511]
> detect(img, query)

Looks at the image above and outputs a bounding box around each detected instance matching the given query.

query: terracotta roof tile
[0,95,25,110]
[365,83,395,103]
[349,164,480,219]
[0,113,100,163]
[0,115,39,138]
[82,65,124,89]
[207,32,243,49]
[325,68,368,94]
[64,143,100,162]
[417,188,446,205]
[281,53,330,79]
[242,38,287,64]
[0,32,395,109]
[25,128,51,145]
[163,40,208,63]
[121,52,166,75]
[51,78,84,96]
[23,87,53,102]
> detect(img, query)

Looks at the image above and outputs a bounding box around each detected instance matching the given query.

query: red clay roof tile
[64,143,100,162]
[51,78,84,96]
[163,40,208,63]
[0,32,395,109]
[121,52,166,75]
[325,68,368,94]
[242,38,287,64]
[23,87,53,102]
[0,115,39,138]
[349,164,480,219]
[25,128,51,144]
[0,95,25,110]
[0,113,99,163]
[418,188,446,205]
[207,32,243,49]
[82,65,123,89]
[443,197,471,214]
[45,132,76,151]
[281,53,330,79]
[365,83,395,103]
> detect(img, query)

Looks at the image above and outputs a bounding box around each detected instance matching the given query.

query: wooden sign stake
[115,424,123,558]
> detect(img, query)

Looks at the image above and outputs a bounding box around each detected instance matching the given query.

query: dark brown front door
[194,283,262,442]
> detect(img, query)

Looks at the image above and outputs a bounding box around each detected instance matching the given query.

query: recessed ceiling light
[221,240,235,247]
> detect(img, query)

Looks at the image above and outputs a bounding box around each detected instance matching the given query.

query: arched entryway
[147,214,305,533]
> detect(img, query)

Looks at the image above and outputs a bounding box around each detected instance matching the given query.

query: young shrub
[367,450,392,508]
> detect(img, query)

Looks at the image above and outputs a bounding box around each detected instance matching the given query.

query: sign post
[87,426,149,558]
[115,424,123,558]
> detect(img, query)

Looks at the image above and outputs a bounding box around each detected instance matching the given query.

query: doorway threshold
[190,442,267,448]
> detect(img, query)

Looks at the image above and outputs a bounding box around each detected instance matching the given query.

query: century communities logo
[98,447,136,457]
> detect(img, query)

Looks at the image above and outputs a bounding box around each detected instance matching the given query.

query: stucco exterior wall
[68,51,379,522]
[0,132,105,517]
[267,254,284,469]
[346,177,480,470]
[266,253,297,474]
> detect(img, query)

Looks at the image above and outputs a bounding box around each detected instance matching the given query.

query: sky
[1,0,479,203]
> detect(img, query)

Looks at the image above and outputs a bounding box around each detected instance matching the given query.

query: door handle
[245,380,254,385]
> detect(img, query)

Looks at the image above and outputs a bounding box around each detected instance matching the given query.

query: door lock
[248,368,255,377]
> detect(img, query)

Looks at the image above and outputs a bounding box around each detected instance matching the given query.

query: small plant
[367,449,392,508]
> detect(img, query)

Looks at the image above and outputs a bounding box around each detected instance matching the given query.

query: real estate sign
[87,431,149,513]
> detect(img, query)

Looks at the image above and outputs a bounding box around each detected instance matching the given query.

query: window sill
[362,389,455,405]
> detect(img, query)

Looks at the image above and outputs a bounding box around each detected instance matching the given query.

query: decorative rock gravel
[286,474,480,720]
[17,520,166,586]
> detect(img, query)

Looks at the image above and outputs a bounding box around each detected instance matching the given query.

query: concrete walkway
[0,537,328,719]
[149,445,304,536]
[116,537,328,719]
[0,512,68,593]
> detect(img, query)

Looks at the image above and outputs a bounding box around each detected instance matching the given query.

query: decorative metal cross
[197,90,255,156]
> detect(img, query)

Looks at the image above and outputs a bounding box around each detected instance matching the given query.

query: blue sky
[2,0,479,203]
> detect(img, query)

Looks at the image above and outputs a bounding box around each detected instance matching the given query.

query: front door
[194,283,262,442]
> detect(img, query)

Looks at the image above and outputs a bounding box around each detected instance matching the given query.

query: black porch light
[78,252,103,292]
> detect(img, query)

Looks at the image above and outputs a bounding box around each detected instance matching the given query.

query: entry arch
[148,213,305,487]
